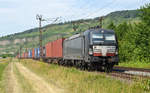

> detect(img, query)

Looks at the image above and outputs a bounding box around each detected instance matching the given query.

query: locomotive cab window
[92,34,104,43]
[91,31,116,45]
[104,34,116,42]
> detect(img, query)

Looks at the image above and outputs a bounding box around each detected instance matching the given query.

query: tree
[107,22,116,30]
[115,22,129,41]
[140,3,150,26]
[134,3,150,62]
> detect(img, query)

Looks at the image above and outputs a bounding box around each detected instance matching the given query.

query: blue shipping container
[34,48,40,58]
[37,48,40,58]
[34,48,37,58]
[28,50,32,58]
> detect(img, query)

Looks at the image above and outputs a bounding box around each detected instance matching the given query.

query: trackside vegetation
[107,4,150,64]
[0,59,9,92]
[119,62,150,69]
[20,59,150,93]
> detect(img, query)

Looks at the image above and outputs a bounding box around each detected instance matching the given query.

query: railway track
[109,72,135,80]
[114,66,150,72]
[108,66,150,80]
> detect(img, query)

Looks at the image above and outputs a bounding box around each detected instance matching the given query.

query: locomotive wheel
[87,63,94,71]
[104,64,113,73]
[80,61,85,70]
[75,61,80,69]
[79,61,84,70]
[81,62,86,71]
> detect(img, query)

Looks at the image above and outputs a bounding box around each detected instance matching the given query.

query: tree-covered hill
[106,10,141,18]
[107,4,150,62]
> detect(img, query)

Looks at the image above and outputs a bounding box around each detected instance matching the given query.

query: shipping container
[22,52,25,58]
[28,50,32,58]
[34,48,37,58]
[32,48,35,58]
[45,42,53,58]
[37,47,40,58]
[45,38,65,58]
[25,52,28,58]
[52,38,65,58]
[34,48,40,59]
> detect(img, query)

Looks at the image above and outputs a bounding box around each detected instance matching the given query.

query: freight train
[18,28,119,72]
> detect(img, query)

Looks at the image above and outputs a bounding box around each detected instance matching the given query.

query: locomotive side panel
[63,36,85,60]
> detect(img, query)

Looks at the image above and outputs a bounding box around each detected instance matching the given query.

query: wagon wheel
[75,61,79,68]
[58,59,62,65]
[79,61,84,70]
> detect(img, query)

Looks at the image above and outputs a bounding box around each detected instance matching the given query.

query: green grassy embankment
[119,61,150,69]
[0,59,9,92]
[20,59,150,93]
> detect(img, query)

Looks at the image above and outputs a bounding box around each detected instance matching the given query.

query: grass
[13,62,35,93]
[119,61,150,69]
[0,62,9,80]
[0,59,9,93]
[0,58,12,63]
[20,59,150,93]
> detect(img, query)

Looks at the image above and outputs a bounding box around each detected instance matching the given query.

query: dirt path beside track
[4,62,22,93]
[15,62,63,93]
[2,60,64,93]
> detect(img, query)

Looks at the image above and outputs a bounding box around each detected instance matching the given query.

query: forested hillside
[107,4,150,62]
[0,9,141,60]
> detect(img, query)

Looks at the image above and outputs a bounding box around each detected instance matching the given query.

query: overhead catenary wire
[61,0,118,25]
[60,0,100,22]
[81,0,118,19]
[61,0,118,32]
[64,0,116,22]
[69,0,98,21]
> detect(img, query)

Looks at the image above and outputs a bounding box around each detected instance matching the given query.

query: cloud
[0,8,15,14]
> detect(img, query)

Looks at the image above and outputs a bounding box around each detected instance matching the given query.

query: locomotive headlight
[115,49,118,55]
[89,48,93,55]
[115,51,118,55]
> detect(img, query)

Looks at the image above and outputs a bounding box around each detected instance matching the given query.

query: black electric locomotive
[63,28,119,72]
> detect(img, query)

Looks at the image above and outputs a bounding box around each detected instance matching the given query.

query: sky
[0,0,150,37]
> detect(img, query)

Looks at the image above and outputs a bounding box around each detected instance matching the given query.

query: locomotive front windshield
[92,33,116,44]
